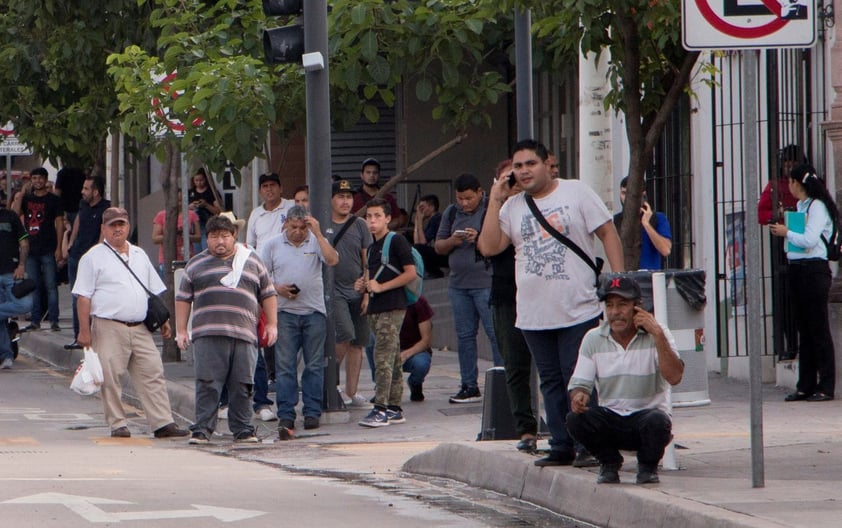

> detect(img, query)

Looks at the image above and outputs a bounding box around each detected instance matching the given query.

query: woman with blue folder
[769,164,837,402]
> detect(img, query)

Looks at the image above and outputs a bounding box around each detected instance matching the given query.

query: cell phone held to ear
[507,171,516,187]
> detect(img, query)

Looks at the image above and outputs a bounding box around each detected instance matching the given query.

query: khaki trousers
[92,317,174,432]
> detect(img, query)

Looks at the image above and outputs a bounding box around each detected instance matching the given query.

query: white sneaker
[339,388,351,406]
[217,407,228,420]
[1,358,12,370]
[348,393,371,408]
[257,407,277,422]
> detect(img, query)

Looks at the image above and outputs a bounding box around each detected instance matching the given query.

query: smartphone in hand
[289,284,300,295]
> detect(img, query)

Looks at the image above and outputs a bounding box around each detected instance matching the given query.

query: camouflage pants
[369,309,406,408]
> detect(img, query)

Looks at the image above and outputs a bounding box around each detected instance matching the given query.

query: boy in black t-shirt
[359,199,416,428]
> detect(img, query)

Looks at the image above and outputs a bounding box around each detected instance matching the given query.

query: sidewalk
[17,284,842,528]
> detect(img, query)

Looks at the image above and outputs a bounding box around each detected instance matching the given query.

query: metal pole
[304,0,340,412]
[742,49,765,488]
[514,8,533,141]
[5,155,11,205]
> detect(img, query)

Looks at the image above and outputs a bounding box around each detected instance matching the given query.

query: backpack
[370,232,424,303]
[821,220,842,261]
[808,200,841,261]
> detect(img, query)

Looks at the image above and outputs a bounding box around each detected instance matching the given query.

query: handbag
[525,194,604,286]
[12,278,37,299]
[70,347,104,396]
[104,243,171,332]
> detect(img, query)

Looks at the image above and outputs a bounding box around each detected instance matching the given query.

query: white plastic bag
[70,347,104,396]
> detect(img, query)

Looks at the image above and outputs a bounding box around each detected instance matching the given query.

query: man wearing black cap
[566,275,684,485]
[329,179,373,407]
[352,158,400,230]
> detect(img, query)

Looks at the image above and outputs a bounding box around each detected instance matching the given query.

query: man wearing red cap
[566,275,684,485]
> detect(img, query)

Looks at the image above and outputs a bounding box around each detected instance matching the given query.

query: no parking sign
[683,0,817,49]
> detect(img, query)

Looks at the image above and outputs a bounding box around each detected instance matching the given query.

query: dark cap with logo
[258,172,281,186]
[332,179,354,196]
[102,207,130,226]
[598,275,642,301]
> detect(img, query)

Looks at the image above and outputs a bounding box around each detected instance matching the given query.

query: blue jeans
[402,351,431,387]
[0,273,34,361]
[26,254,59,325]
[275,311,326,421]
[448,286,502,389]
[522,316,600,454]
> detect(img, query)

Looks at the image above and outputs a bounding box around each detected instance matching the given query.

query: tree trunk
[161,141,180,362]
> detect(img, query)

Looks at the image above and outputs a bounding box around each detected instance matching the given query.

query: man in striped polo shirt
[175,214,278,445]
[566,275,684,485]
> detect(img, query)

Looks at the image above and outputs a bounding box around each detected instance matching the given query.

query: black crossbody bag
[525,195,604,286]
[104,243,170,332]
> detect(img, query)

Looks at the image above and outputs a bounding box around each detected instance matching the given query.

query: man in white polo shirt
[73,207,188,440]
[566,275,684,485]
[247,172,295,248]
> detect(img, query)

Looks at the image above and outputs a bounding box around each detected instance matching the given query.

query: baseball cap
[258,172,281,186]
[361,158,381,171]
[218,211,246,229]
[102,207,130,226]
[597,275,642,301]
[332,179,354,196]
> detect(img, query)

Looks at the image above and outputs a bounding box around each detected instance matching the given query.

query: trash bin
[615,269,710,407]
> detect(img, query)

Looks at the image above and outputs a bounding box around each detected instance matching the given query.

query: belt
[98,317,144,327]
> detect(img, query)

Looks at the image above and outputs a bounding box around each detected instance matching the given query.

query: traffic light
[262,0,304,64]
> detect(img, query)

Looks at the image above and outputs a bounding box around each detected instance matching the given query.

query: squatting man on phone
[566,275,684,485]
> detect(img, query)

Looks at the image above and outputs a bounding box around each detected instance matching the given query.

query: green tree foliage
[0,1,154,169]
[527,0,702,270]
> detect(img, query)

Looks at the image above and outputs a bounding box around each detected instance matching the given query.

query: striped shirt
[569,320,679,416]
[176,249,276,344]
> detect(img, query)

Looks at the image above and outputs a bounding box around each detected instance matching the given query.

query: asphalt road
[0,355,590,528]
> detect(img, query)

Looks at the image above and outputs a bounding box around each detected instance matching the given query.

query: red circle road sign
[695,0,788,39]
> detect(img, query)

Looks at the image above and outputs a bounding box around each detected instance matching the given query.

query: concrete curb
[403,443,778,528]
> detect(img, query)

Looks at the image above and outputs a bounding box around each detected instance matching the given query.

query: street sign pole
[741,50,766,489]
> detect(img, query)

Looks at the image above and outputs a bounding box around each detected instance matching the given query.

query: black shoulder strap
[331,218,355,248]
[524,194,601,277]
[104,242,154,298]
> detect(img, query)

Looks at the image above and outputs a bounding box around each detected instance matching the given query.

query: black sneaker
[534,449,576,467]
[278,419,295,440]
[23,323,40,332]
[636,463,660,484]
[449,385,482,404]
[303,416,320,430]
[64,340,82,350]
[409,383,425,402]
[51,322,61,332]
[189,432,210,445]
[573,450,600,468]
[234,431,259,443]
[598,463,622,484]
